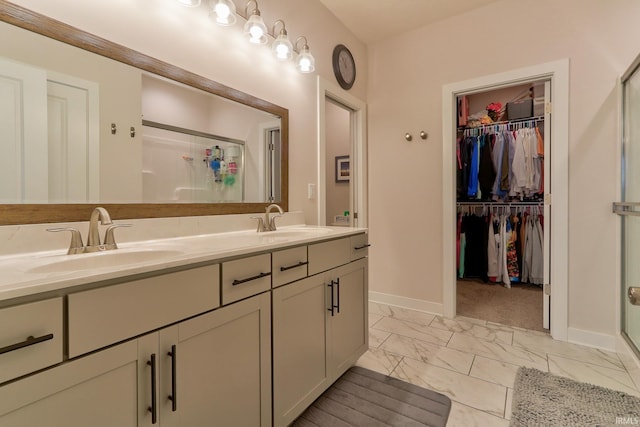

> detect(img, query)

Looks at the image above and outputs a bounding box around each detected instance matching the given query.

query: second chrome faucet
[48,207,131,254]
[252,204,284,232]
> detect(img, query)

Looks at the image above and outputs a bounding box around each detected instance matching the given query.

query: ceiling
[318,0,501,44]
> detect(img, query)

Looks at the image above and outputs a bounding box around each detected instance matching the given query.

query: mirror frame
[0,1,288,225]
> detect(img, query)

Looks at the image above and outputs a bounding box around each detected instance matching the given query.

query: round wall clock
[332,44,356,90]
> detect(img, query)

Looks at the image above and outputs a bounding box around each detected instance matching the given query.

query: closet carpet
[456,279,546,332]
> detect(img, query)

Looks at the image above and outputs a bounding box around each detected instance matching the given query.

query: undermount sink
[266,227,332,238]
[256,227,332,242]
[28,249,184,274]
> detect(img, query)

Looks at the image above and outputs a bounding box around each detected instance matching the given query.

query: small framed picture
[335,155,350,182]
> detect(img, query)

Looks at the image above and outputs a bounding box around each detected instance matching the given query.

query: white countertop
[0,225,366,303]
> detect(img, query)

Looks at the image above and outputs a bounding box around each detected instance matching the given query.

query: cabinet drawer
[0,298,63,384]
[272,246,308,288]
[350,233,370,260]
[308,238,350,275]
[222,253,271,305]
[68,264,220,358]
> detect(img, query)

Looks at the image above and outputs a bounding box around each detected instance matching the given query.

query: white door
[0,57,48,202]
[47,78,98,202]
[543,80,552,329]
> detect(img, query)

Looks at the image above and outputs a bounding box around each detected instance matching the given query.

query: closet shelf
[456,201,543,206]
[457,115,544,131]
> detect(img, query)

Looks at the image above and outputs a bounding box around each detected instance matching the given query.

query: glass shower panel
[620,59,640,354]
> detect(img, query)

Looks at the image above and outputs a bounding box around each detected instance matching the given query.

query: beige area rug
[456,279,545,332]
[510,367,640,426]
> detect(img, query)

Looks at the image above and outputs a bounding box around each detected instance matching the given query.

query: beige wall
[367,0,640,336]
[8,0,368,224]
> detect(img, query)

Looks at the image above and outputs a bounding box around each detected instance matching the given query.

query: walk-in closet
[455,80,550,332]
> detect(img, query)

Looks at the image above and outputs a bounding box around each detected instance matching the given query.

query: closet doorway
[456,81,549,331]
[442,60,569,341]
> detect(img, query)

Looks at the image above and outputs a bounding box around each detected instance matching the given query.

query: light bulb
[215,5,230,19]
[244,12,268,44]
[210,0,236,26]
[249,25,264,40]
[271,22,292,61]
[275,44,290,59]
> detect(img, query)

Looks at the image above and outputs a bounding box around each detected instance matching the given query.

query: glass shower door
[615,56,640,355]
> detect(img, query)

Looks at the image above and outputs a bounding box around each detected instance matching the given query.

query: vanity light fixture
[202,0,316,74]
[243,0,268,44]
[210,0,237,26]
[295,36,315,73]
[271,20,292,61]
[176,0,202,7]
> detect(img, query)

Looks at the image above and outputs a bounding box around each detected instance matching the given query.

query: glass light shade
[177,0,202,6]
[296,49,315,73]
[243,13,268,44]
[210,0,236,26]
[272,34,293,61]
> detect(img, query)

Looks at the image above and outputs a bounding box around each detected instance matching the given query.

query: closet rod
[456,201,543,206]
[456,115,544,131]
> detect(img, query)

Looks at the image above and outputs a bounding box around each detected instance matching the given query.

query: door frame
[442,59,570,341]
[317,77,368,228]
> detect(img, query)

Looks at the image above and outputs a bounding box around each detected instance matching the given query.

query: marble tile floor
[357,302,640,427]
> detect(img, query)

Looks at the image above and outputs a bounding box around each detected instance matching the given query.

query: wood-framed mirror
[0,1,288,225]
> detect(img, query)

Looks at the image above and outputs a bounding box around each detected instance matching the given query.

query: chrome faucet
[86,207,113,251]
[265,204,284,231]
[47,207,130,254]
[252,204,284,232]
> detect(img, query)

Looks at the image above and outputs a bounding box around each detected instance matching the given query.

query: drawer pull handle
[335,278,341,313]
[0,333,54,355]
[168,345,177,412]
[232,271,271,286]
[328,282,335,317]
[354,244,371,250]
[280,261,309,272]
[147,354,158,424]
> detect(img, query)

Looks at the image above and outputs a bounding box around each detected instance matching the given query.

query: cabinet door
[169,292,271,427]
[272,275,329,427]
[327,258,368,380]
[0,341,138,427]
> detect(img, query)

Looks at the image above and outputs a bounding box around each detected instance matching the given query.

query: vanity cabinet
[221,253,271,305]
[0,297,63,384]
[138,292,271,427]
[272,237,368,427]
[272,246,308,288]
[68,264,220,358]
[0,340,139,427]
[0,230,367,427]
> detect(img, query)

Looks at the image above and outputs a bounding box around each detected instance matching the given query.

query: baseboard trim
[567,327,617,352]
[368,291,443,316]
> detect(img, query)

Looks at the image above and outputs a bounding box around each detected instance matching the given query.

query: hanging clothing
[467,137,480,198]
[460,125,544,202]
[478,134,496,198]
[462,214,488,280]
[530,216,544,285]
[487,213,499,281]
